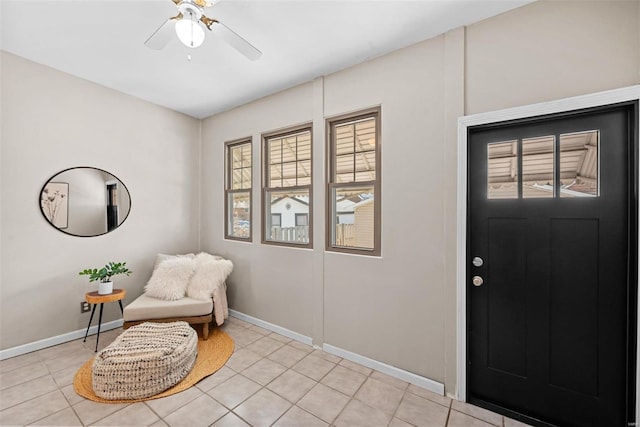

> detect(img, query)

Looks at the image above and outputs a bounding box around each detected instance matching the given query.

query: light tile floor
[0,317,531,426]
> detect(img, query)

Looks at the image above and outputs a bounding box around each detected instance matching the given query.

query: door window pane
[522,136,555,199]
[487,140,518,199]
[560,130,599,198]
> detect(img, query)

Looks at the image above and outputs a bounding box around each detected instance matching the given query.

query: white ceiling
[1,0,533,119]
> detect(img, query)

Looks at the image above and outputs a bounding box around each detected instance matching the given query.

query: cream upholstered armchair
[123,253,232,339]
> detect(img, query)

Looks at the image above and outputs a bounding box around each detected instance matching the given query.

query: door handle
[472,276,484,287]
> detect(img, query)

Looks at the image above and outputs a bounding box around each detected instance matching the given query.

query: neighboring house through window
[262,124,312,247]
[327,108,381,255]
[225,139,252,240]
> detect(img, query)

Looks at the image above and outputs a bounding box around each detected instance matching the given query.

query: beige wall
[466,0,640,114]
[0,52,201,350]
[1,0,637,396]
[322,38,449,383]
[200,83,316,337]
[200,0,639,395]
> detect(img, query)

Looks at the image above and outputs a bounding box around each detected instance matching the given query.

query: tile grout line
[445,404,453,427]
[3,320,512,427]
[146,385,213,424]
[212,325,295,426]
[0,355,42,375]
[221,326,380,426]
[287,359,337,417]
[87,402,133,426]
[327,358,376,426]
[228,408,254,427]
[62,384,87,426]
[143,400,166,425]
[0,376,58,412]
[388,388,408,426]
[317,362,349,425]
[449,405,504,427]
[0,367,50,392]
[208,371,264,415]
[12,391,71,426]
[266,401,292,426]
[203,328,314,423]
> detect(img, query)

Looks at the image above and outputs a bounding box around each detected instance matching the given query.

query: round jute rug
[73,328,234,403]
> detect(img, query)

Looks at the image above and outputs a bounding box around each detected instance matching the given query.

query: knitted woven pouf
[92,321,198,400]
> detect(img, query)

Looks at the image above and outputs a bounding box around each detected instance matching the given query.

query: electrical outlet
[81,301,91,313]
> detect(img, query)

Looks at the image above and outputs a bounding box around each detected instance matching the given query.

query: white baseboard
[0,319,124,360]
[322,343,445,395]
[229,309,313,346]
[228,309,444,395]
[4,311,443,397]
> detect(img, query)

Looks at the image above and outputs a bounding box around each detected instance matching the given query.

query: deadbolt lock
[472,257,483,267]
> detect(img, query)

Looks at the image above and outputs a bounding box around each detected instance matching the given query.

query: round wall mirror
[39,167,131,237]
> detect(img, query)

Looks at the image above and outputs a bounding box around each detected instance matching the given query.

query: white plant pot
[98,281,114,295]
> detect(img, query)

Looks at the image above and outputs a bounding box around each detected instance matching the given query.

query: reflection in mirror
[40,167,131,237]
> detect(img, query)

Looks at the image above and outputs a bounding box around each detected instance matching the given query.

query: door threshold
[468,397,557,427]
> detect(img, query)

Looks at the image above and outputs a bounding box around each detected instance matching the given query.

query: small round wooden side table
[83,289,126,352]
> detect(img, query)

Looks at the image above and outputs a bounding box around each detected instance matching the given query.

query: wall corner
[443,25,466,396]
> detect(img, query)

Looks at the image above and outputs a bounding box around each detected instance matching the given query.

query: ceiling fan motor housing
[177,1,204,21]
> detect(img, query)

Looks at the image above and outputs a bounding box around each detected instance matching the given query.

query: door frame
[456,85,640,422]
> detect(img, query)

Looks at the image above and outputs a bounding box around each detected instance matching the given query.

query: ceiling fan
[144,0,262,61]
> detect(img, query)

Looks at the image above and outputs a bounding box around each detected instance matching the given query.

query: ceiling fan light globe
[175,18,205,48]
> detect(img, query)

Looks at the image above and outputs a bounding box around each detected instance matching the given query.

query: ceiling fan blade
[144,17,177,50]
[209,20,262,61]
[194,0,219,7]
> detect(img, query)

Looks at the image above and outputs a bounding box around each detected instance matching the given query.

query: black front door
[467,103,637,426]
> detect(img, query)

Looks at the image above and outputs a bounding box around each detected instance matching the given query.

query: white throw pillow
[187,253,233,301]
[145,257,196,301]
[153,253,195,272]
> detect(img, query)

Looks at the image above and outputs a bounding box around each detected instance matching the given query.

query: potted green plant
[79,262,132,295]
